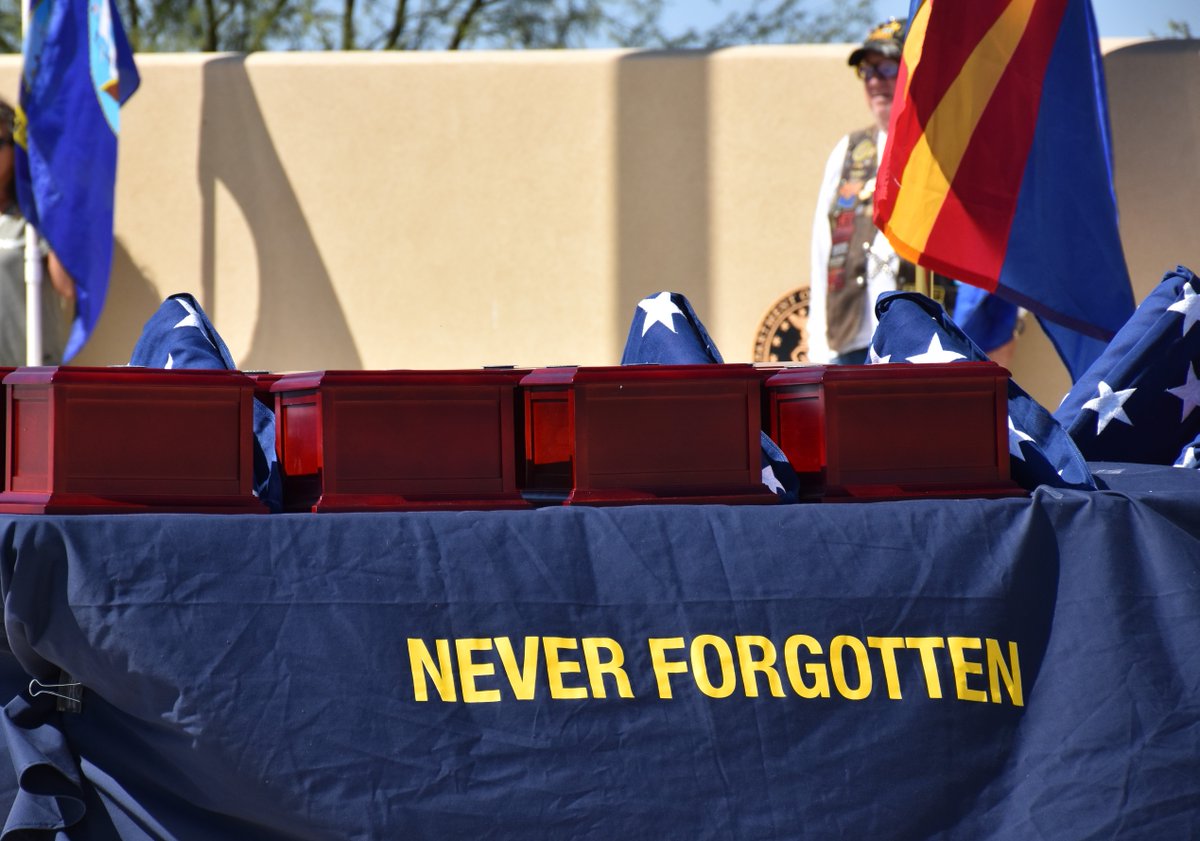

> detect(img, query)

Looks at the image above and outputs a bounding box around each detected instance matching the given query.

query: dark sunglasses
[856,61,900,82]
[0,137,13,148]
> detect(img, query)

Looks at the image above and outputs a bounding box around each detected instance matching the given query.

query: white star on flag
[173,297,203,331]
[1008,416,1034,461]
[638,292,683,336]
[1167,283,1200,337]
[1166,363,1200,422]
[1081,381,1136,435]
[761,465,785,495]
[165,352,175,369]
[172,297,219,351]
[1177,446,1199,469]
[906,333,966,364]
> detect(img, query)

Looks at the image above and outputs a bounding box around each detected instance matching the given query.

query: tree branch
[447,0,489,50]
[203,0,218,50]
[248,0,295,51]
[382,0,409,50]
[342,0,356,49]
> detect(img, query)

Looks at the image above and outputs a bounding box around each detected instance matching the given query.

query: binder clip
[29,673,83,714]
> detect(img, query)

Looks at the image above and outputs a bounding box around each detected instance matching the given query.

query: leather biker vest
[825,128,955,353]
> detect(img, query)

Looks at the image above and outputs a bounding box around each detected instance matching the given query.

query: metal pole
[24,228,44,366]
[21,0,44,366]
[915,265,931,299]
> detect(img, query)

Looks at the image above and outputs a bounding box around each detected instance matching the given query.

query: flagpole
[915,265,931,299]
[21,0,44,367]
[24,232,44,366]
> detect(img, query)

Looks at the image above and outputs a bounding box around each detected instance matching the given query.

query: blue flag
[1055,266,1200,468]
[870,290,1094,491]
[130,294,282,512]
[16,0,140,361]
[952,285,1019,355]
[621,291,800,502]
[993,0,1135,381]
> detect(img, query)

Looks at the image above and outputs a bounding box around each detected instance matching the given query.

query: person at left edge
[0,97,74,366]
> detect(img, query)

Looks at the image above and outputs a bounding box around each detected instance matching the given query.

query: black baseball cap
[848,18,906,67]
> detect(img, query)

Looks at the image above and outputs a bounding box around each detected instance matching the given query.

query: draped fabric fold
[0,696,85,839]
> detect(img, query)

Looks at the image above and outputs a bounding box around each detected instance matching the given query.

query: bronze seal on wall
[753,287,811,364]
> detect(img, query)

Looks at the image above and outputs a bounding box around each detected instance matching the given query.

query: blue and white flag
[1056,266,1200,468]
[870,290,1094,490]
[621,291,800,502]
[130,294,282,511]
[16,0,140,360]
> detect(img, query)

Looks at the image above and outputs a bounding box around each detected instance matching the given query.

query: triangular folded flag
[621,291,800,503]
[129,293,282,511]
[1055,266,1200,467]
[870,290,1094,490]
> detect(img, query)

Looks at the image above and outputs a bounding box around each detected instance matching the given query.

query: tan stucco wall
[1,39,1196,408]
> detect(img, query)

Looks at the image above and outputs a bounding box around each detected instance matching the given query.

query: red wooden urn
[520,364,777,506]
[272,368,529,512]
[0,366,266,514]
[762,362,1023,501]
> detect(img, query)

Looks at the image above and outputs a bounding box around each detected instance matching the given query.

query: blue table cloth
[0,463,1197,839]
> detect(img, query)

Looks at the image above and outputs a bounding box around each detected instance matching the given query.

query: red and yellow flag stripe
[874,0,1070,290]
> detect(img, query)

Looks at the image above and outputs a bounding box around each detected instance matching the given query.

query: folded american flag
[129,293,282,511]
[1056,266,1200,469]
[870,290,1094,490]
[621,292,800,502]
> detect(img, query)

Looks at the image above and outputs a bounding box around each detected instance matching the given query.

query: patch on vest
[837,181,864,209]
[753,287,811,364]
[850,137,876,165]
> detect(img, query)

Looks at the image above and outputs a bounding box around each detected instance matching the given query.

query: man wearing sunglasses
[806,19,959,365]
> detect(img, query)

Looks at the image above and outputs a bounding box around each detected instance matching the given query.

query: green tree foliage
[0,0,19,53]
[0,0,877,53]
[1150,19,1193,39]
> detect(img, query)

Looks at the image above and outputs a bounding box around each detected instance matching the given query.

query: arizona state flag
[16,0,140,360]
[874,0,1134,379]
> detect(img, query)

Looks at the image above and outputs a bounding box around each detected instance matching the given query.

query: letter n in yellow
[408,638,457,702]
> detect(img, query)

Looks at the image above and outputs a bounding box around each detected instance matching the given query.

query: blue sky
[663,1,1199,39]
[876,0,1197,36]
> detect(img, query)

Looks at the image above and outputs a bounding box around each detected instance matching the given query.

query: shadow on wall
[74,238,164,364]
[198,56,362,372]
[1105,39,1200,301]
[614,51,712,354]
